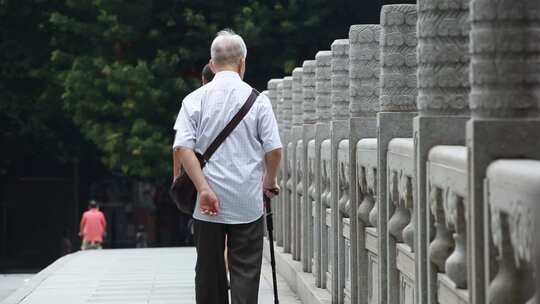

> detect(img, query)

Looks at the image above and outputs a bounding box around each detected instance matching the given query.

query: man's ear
[239,58,246,79]
[209,59,217,73]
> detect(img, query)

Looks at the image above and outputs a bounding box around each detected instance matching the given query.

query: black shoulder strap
[202,88,259,162]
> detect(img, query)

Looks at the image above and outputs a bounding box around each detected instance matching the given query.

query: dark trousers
[194,216,264,304]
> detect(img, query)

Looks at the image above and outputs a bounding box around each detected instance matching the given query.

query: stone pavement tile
[0,275,34,302]
[3,247,303,304]
[259,257,302,304]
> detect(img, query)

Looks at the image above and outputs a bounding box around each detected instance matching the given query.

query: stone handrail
[262,2,539,304]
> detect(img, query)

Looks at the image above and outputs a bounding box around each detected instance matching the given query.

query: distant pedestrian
[135,224,148,248]
[79,200,107,250]
[173,29,282,304]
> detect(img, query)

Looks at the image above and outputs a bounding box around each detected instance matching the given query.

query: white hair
[210,29,247,66]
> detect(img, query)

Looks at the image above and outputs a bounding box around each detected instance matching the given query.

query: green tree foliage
[0,0,98,179]
[2,0,381,180]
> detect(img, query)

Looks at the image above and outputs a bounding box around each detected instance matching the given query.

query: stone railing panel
[387,138,415,304]
[357,138,379,304]
[428,145,469,304]
[321,139,333,293]
[338,139,351,303]
[486,160,539,304]
[307,139,318,278]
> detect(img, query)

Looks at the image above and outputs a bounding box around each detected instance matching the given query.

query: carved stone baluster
[444,192,467,288]
[357,165,374,226]
[368,167,378,227]
[308,147,317,276]
[489,211,534,304]
[296,143,303,262]
[339,160,350,218]
[429,186,454,273]
[388,171,410,243]
[401,175,414,250]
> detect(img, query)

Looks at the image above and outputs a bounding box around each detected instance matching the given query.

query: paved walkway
[1,248,301,304]
[0,275,34,302]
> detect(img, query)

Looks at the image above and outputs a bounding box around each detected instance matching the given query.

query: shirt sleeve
[256,95,282,153]
[173,100,197,149]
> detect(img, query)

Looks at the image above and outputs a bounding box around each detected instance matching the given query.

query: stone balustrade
[262,2,539,304]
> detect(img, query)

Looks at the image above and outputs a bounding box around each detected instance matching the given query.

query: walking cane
[264,188,280,304]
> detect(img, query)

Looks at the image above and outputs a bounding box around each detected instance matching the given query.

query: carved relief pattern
[417,0,470,114]
[349,24,381,117]
[379,4,418,112]
[470,0,540,118]
[316,51,332,123]
[331,39,350,121]
[292,68,304,126]
[303,60,317,124]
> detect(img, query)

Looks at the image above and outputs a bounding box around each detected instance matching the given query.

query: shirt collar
[214,71,241,81]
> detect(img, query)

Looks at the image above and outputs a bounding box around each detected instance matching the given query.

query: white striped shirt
[173,71,282,224]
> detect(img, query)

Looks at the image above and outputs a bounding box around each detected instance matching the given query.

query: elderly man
[173,29,282,304]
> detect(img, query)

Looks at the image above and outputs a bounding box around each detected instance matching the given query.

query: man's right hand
[199,188,219,216]
[263,176,280,198]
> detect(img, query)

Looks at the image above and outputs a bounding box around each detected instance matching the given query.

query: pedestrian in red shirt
[79,200,107,250]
